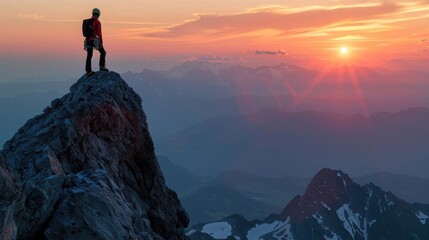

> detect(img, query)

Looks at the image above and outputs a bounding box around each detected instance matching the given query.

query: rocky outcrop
[0,72,189,240]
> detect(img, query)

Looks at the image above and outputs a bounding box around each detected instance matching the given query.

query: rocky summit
[0,72,189,240]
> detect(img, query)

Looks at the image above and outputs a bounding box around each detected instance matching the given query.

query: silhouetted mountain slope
[157,155,207,196]
[201,170,309,208]
[355,172,429,204]
[0,72,189,240]
[188,168,429,240]
[181,185,278,226]
[158,108,429,178]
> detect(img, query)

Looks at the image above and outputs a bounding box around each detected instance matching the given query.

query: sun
[340,47,349,54]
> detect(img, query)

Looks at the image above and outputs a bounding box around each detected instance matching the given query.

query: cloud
[2,14,165,26]
[2,13,79,22]
[184,55,247,63]
[254,50,286,55]
[4,13,46,20]
[105,21,165,26]
[332,35,368,41]
[139,3,403,40]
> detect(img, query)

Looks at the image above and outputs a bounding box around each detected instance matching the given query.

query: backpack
[82,18,95,38]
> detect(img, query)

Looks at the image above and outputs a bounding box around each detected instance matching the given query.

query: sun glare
[340,47,349,54]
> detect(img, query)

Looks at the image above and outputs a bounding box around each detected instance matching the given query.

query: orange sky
[1,0,429,78]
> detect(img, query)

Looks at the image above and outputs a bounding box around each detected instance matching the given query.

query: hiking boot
[86,71,95,77]
[100,66,109,71]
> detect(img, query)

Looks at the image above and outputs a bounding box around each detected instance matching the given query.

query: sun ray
[290,61,338,110]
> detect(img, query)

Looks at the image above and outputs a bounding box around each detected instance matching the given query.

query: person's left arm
[94,20,103,43]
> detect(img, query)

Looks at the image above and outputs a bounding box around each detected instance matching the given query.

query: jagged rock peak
[0,71,189,240]
[279,168,358,221]
[304,168,354,200]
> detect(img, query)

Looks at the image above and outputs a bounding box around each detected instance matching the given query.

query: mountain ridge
[158,107,429,177]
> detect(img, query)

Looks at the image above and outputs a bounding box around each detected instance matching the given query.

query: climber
[83,8,109,77]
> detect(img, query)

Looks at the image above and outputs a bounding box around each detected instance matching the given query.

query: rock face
[187,168,429,240]
[0,154,19,240]
[0,72,189,240]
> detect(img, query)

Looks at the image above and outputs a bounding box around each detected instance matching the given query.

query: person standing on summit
[83,8,109,76]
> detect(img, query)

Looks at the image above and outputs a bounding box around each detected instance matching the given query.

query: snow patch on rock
[201,221,232,239]
[336,203,372,239]
[247,217,293,240]
[416,211,429,224]
[322,201,332,211]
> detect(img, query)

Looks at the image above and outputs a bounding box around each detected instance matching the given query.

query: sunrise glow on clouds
[1,0,429,76]
[133,2,429,57]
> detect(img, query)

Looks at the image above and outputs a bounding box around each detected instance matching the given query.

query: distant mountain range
[157,107,429,178]
[2,61,429,146]
[122,61,429,138]
[187,168,429,240]
[124,60,429,100]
